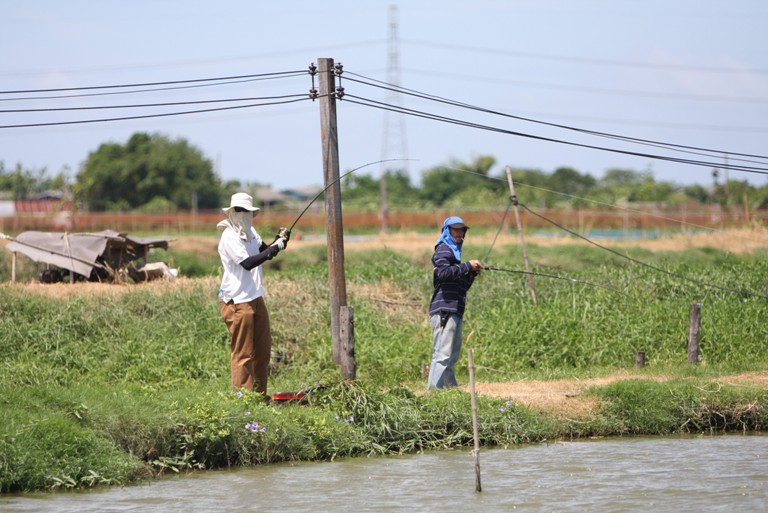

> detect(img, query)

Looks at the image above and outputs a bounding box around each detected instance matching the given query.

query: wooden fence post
[505,166,537,305]
[688,303,701,364]
[339,306,356,380]
[468,349,481,493]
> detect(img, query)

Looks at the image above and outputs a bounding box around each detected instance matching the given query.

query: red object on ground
[272,391,306,403]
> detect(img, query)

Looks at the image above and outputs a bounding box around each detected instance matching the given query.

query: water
[3,434,766,512]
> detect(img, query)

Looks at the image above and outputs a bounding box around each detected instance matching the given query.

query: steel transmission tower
[379,5,409,232]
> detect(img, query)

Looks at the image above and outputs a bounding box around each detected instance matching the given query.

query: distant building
[253,186,293,209]
[0,200,13,217]
[13,190,72,215]
[0,190,73,230]
[281,186,322,202]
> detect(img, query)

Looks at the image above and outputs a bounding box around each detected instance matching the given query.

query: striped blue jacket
[428,242,477,317]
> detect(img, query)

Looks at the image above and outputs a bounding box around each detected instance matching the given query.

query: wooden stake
[505,166,537,305]
[468,349,482,492]
[339,306,356,380]
[635,351,645,368]
[688,303,701,364]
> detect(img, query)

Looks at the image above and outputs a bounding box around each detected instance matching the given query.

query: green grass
[1,240,767,492]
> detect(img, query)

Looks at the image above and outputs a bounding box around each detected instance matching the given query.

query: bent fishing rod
[482,265,622,294]
[284,158,413,234]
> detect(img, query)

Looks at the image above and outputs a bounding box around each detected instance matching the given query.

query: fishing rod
[482,265,622,294]
[284,158,414,235]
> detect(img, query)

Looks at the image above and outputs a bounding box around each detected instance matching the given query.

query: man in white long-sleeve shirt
[217,192,289,397]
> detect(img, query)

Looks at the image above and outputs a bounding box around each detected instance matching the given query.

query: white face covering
[229,211,254,241]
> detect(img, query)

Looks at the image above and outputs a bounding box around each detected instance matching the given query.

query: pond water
[3,433,766,513]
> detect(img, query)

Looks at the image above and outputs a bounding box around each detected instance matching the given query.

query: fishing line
[519,203,768,300]
[436,163,768,246]
[478,197,621,294]
[483,197,513,262]
[286,158,415,233]
[483,266,622,294]
[416,164,765,299]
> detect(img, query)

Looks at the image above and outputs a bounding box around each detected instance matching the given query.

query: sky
[3,0,768,196]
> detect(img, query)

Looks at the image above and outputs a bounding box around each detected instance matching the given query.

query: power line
[0,93,308,113]
[403,68,768,105]
[344,72,768,163]
[0,70,307,95]
[0,41,385,78]
[0,96,312,129]
[402,39,768,75]
[0,75,306,102]
[342,94,768,176]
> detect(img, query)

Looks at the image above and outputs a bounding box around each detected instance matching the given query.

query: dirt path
[465,371,768,418]
[166,227,768,259]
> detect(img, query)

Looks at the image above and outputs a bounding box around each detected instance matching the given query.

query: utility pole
[317,57,355,379]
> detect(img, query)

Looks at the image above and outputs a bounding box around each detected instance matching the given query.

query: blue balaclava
[436,216,468,261]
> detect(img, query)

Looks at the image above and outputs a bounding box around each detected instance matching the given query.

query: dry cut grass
[467,371,768,419]
[250,226,768,257]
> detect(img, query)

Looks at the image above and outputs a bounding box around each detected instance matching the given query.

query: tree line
[2,132,767,212]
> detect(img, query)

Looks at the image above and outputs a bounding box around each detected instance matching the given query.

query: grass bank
[1,235,767,493]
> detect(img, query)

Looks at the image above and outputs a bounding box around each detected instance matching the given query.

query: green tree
[420,155,496,206]
[74,132,223,211]
[0,162,56,200]
[340,170,421,210]
[754,184,768,209]
[683,184,709,203]
[628,178,678,203]
[601,168,650,187]
[547,166,597,197]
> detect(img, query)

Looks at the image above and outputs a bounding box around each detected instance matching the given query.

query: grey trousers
[427,312,463,389]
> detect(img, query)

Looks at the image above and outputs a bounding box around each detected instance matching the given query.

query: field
[1,227,768,492]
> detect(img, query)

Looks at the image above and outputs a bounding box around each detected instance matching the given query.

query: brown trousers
[219,297,272,394]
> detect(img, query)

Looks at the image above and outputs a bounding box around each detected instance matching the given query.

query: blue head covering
[435,216,468,261]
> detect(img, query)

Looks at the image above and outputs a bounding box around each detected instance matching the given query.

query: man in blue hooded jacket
[427,216,484,389]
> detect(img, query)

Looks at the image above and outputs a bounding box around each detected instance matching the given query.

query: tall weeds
[1,241,767,492]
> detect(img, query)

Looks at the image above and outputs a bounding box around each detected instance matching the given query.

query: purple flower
[245,422,263,433]
[245,411,251,416]
[499,407,507,413]
[236,391,244,398]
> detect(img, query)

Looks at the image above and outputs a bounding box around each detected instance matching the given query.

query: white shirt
[218,226,265,303]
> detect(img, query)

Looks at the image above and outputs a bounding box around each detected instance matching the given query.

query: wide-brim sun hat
[223,192,260,213]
